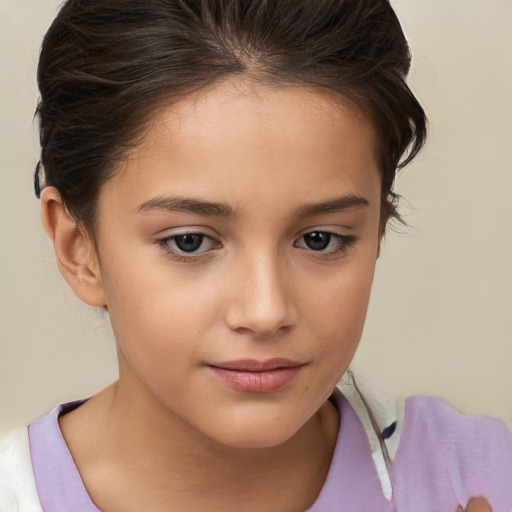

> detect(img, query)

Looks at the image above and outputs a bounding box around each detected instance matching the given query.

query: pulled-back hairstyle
[35,0,427,234]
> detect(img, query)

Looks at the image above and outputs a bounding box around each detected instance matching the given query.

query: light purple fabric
[391,396,512,512]
[28,391,512,511]
[306,391,390,511]
[28,400,100,512]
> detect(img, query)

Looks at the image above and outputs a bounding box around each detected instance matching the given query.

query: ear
[40,187,106,307]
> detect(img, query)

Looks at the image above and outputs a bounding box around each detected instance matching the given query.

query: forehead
[100,79,381,217]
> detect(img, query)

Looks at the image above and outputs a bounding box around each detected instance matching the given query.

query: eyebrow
[136,193,369,218]
[294,194,370,217]
[136,195,236,217]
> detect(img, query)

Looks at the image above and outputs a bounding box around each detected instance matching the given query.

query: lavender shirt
[28,391,512,511]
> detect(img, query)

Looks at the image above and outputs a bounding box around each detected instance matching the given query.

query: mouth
[206,358,305,393]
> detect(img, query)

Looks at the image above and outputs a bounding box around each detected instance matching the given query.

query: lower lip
[207,366,303,393]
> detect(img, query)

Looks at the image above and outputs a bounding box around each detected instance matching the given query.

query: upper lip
[207,358,303,372]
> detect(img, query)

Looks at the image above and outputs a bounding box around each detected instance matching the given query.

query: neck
[60,380,339,512]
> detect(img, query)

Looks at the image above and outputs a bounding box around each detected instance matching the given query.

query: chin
[216,429,297,450]
[204,413,307,450]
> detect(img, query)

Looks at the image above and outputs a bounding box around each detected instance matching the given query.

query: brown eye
[295,231,357,256]
[302,232,332,251]
[174,234,206,252]
[159,232,217,257]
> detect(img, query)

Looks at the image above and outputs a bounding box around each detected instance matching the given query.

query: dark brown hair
[35,0,427,234]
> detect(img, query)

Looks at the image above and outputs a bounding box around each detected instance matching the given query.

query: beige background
[1,0,511,432]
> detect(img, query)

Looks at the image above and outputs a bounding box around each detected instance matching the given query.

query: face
[93,80,381,448]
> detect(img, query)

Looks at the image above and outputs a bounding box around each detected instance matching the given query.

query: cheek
[99,254,220,369]
[300,256,376,356]
[104,275,210,399]
[101,238,219,319]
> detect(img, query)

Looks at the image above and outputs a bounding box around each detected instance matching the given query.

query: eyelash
[157,232,219,262]
[294,231,357,258]
[157,230,357,262]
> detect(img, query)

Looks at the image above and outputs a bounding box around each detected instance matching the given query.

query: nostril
[224,260,298,337]
[226,302,296,338]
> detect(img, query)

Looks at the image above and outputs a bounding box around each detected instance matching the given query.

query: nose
[225,252,297,338]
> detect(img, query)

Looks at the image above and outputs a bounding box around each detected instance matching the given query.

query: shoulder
[0,427,43,512]
[337,373,512,507]
[402,395,512,462]
[395,395,512,507]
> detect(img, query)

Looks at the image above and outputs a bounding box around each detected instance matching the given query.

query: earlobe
[40,187,106,308]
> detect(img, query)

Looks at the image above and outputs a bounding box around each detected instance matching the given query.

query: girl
[1,0,511,510]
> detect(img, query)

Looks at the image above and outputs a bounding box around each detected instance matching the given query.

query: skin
[456,497,493,512]
[41,79,382,512]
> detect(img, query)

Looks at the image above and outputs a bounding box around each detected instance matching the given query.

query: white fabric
[0,426,42,512]
[338,371,403,501]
